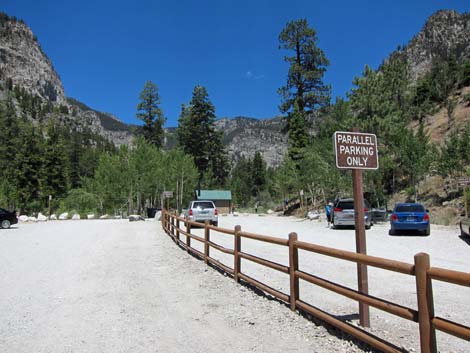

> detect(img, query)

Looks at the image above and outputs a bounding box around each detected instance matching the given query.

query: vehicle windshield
[336,200,370,209]
[337,201,354,209]
[193,202,214,209]
[395,205,425,213]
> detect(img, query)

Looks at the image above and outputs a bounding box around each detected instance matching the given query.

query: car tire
[388,229,395,236]
[212,221,218,227]
[365,225,371,230]
[424,226,430,236]
[1,219,11,229]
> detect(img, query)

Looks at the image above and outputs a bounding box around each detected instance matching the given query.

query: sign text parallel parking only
[334,131,379,170]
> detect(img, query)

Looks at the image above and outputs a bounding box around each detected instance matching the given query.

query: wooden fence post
[234,225,241,283]
[289,232,299,311]
[161,209,165,232]
[171,216,175,238]
[414,252,437,353]
[204,221,210,264]
[165,211,169,233]
[176,218,180,242]
[186,221,191,253]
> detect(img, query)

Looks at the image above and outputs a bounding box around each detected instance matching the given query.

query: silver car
[184,200,218,226]
[332,198,371,229]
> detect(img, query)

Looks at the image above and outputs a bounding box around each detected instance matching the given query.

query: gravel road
[0,216,469,352]
[1,219,363,353]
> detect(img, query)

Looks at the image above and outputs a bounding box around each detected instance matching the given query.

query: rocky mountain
[0,13,65,104]
[391,10,470,80]
[214,116,287,166]
[162,116,287,167]
[1,10,469,167]
[0,13,133,145]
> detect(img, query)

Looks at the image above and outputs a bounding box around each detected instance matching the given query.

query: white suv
[184,200,218,226]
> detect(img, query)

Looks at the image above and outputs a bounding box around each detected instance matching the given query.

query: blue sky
[3,0,469,127]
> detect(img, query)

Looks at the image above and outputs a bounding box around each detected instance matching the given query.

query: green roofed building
[195,190,233,214]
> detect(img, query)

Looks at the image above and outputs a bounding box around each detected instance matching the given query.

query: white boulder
[72,214,80,220]
[267,209,274,214]
[37,213,48,221]
[58,212,69,220]
[307,210,320,220]
[87,214,95,219]
[50,214,57,220]
[28,216,38,222]
[19,215,29,222]
[99,214,109,219]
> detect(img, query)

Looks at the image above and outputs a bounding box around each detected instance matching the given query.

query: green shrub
[58,188,100,215]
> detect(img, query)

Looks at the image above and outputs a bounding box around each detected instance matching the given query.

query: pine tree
[0,100,20,208]
[43,120,70,207]
[230,157,252,207]
[68,129,82,189]
[176,104,191,149]
[177,85,229,186]
[287,100,309,162]
[136,81,165,148]
[15,122,44,213]
[0,100,19,178]
[251,151,267,197]
[278,18,330,115]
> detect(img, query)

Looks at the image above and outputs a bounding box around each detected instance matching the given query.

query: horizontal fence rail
[161,210,470,353]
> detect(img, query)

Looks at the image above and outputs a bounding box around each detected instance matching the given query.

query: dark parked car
[0,208,18,229]
[332,198,371,229]
[389,203,430,236]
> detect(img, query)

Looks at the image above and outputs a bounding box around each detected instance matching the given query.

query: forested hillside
[0,10,469,222]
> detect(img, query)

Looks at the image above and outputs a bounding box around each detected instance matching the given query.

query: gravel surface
[1,216,469,353]
[1,219,364,353]
[185,214,470,353]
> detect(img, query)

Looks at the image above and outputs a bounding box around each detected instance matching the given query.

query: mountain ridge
[1,10,469,166]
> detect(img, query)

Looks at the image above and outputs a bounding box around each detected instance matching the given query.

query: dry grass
[429,206,460,226]
[410,87,470,145]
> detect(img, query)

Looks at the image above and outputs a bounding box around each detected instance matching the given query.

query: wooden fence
[161,210,470,353]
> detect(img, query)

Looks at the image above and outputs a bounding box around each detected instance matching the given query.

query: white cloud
[246,70,264,80]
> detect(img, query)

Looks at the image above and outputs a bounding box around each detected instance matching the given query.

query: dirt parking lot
[0,216,469,352]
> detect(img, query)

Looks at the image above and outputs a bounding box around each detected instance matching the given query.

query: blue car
[389,203,430,236]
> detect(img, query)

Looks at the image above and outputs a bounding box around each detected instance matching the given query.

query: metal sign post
[334,129,378,328]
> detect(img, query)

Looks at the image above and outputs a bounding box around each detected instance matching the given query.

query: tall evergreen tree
[43,120,70,207]
[230,157,252,207]
[136,81,165,148]
[278,18,330,115]
[0,100,19,178]
[251,151,267,197]
[15,122,44,212]
[177,85,229,186]
[68,129,82,189]
[287,100,309,162]
[0,100,20,208]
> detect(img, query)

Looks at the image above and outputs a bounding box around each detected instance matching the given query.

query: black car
[0,208,18,229]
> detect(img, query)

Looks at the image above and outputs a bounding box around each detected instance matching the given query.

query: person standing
[325,202,333,228]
